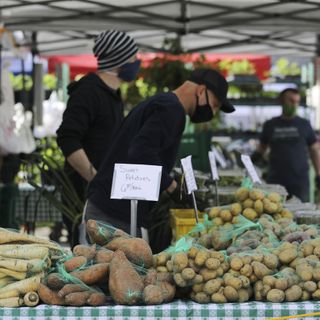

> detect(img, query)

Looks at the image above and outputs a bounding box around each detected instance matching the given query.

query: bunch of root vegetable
[0,228,63,307]
[86,220,153,268]
[38,244,110,306]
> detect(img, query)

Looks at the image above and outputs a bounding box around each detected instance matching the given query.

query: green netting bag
[210,215,262,251]
[86,220,153,268]
[42,259,109,306]
[234,178,289,221]
[86,219,129,246]
[170,244,227,289]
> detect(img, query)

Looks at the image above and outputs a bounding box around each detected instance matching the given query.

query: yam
[73,244,96,260]
[70,263,109,285]
[63,256,87,272]
[109,250,144,305]
[143,285,164,305]
[58,284,87,298]
[47,273,65,290]
[95,249,114,264]
[159,281,175,303]
[38,283,65,305]
[65,291,91,306]
[87,292,107,306]
[106,237,153,268]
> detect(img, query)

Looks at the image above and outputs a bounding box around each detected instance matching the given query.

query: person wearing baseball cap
[85,67,235,250]
[56,30,140,247]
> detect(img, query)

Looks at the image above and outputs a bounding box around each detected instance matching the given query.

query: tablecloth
[16,183,62,223]
[1,300,320,320]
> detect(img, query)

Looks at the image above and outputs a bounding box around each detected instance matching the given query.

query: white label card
[211,146,227,169]
[208,151,219,181]
[180,155,198,194]
[111,164,162,201]
[241,154,262,184]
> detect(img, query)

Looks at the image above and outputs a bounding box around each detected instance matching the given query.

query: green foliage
[272,57,301,77]
[218,59,255,75]
[9,73,57,91]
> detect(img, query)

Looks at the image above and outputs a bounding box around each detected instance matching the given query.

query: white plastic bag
[33,91,66,138]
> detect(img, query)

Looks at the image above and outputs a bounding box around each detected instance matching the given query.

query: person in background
[84,68,235,247]
[253,88,320,202]
[56,30,140,247]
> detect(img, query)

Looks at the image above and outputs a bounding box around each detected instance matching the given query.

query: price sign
[241,154,261,184]
[111,164,162,201]
[180,155,198,194]
[208,151,219,181]
[211,146,227,169]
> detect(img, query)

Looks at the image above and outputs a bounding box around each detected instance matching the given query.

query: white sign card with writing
[211,146,227,169]
[180,155,198,194]
[208,151,219,181]
[241,154,262,184]
[111,164,162,201]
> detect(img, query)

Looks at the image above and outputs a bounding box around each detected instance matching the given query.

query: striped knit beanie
[93,30,138,71]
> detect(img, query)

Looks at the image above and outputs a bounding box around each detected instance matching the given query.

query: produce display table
[16,183,62,223]
[1,300,320,320]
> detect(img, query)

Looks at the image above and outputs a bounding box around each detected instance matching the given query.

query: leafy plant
[22,152,83,238]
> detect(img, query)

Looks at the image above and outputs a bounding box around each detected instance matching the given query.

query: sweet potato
[47,273,65,290]
[65,291,91,306]
[73,244,96,260]
[87,292,108,306]
[159,281,175,303]
[86,220,127,245]
[70,263,109,285]
[106,237,153,268]
[38,283,65,305]
[86,220,111,245]
[109,250,144,305]
[143,285,164,305]
[63,256,87,272]
[58,284,87,298]
[95,249,114,264]
[144,269,157,286]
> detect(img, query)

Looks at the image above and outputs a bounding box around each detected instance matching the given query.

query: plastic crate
[170,209,204,241]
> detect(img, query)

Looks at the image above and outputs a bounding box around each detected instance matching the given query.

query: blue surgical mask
[118,59,141,82]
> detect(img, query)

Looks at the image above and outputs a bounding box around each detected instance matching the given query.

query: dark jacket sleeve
[127,103,182,191]
[56,87,99,158]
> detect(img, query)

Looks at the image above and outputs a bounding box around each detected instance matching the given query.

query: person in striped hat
[56,30,140,248]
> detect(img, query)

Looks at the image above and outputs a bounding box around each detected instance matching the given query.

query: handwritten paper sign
[111,164,162,201]
[208,151,219,181]
[180,155,198,194]
[211,146,227,169]
[241,154,261,184]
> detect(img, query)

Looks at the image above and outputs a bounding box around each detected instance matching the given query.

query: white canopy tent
[1,0,320,56]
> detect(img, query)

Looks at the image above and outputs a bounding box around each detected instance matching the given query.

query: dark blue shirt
[88,92,186,228]
[260,116,316,191]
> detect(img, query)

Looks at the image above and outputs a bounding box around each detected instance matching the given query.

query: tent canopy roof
[1,0,320,56]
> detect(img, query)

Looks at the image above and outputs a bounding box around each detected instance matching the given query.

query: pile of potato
[0,228,62,307]
[208,203,242,227]
[235,187,292,221]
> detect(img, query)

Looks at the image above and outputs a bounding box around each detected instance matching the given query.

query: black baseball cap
[189,69,235,113]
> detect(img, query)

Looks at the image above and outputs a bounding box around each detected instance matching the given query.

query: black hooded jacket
[57,72,124,172]
[56,73,124,200]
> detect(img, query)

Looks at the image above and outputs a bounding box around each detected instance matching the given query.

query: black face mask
[190,90,214,123]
